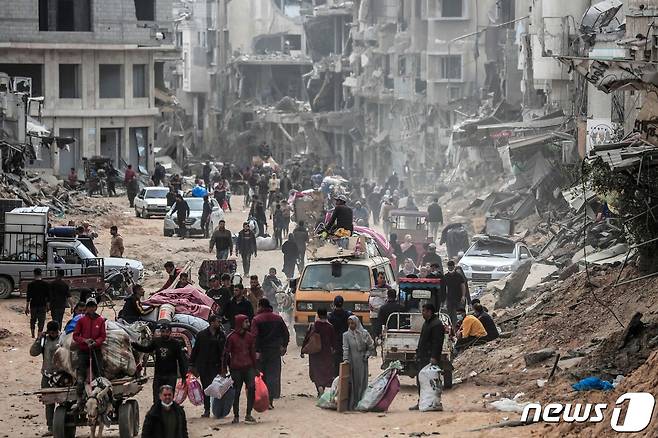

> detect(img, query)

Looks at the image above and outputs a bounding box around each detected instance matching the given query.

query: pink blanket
[144,286,217,320]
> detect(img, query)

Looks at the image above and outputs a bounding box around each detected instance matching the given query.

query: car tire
[0,276,13,299]
[135,207,140,218]
[163,229,174,237]
[142,207,149,219]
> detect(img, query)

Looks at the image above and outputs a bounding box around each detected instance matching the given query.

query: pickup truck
[0,236,144,299]
[0,206,144,298]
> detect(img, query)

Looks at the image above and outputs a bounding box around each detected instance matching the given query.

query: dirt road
[0,195,545,437]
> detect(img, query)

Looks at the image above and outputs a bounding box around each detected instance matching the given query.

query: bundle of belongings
[53,320,152,382]
[143,285,218,320]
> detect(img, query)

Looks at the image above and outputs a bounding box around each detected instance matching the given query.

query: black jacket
[416,315,445,364]
[236,229,257,256]
[141,401,188,438]
[207,286,232,315]
[27,280,50,308]
[132,337,188,377]
[119,295,148,323]
[190,327,226,379]
[421,251,443,272]
[427,203,443,223]
[171,200,190,219]
[224,297,254,327]
[478,311,499,341]
[328,308,351,350]
[327,204,353,232]
[49,279,70,310]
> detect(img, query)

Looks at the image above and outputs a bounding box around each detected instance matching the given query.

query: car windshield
[145,189,169,199]
[300,265,372,291]
[466,241,516,259]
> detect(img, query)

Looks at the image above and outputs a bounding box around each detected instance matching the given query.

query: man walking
[427,198,443,240]
[109,225,124,257]
[251,298,289,408]
[410,303,444,411]
[206,274,233,321]
[142,385,189,438]
[201,195,212,238]
[236,222,257,275]
[247,275,265,310]
[328,295,351,376]
[223,314,258,424]
[224,284,254,328]
[292,221,309,273]
[26,268,50,338]
[72,298,106,401]
[209,220,233,260]
[30,320,60,436]
[171,194,190,239]
[132,322,188,403]
[444,260,467,329]
[281,234,299,279]
[125,165,138,208]
[48,269,71,329]
[190,315,226,417]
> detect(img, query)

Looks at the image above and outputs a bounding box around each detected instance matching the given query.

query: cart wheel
[128,400,140,436]
[118,402,134,438]
[53,406,76,438]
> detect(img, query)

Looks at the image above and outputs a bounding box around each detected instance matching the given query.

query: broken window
[448,85,462,100]
[175,31,183,47]
[272,0,306,18]
[39,0,92,32]
[441,0,464,18]
[134,0,155,21]
[428,54,462,81]
[0,64,44,96]
[133,64,148,98]
[59,64,81,98]
[99,64,123,98]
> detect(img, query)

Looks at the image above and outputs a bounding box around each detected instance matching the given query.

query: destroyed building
[0,0,177,176]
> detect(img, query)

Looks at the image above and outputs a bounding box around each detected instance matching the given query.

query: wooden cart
[36,377,146,438]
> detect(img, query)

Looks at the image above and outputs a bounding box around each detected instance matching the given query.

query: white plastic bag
[316,376,339,410]
[418,364,442,412]
[204,375,233,399]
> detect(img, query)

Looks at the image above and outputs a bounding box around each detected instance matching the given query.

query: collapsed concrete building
[0,0,177,176]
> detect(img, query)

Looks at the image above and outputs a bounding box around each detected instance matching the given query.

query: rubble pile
[0,172,115,216]
[453,266,658,397]
[550,349,658,437]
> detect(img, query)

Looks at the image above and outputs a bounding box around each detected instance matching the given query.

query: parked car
[134,187,171,218]
[163,197,224,237]
[458,235,533,283]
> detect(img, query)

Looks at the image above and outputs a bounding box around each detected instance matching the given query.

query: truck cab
[293,234,396,346]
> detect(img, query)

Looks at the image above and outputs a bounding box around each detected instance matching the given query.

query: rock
[522,263,558,291]
[495,260,532,309]
[524,348,556,366]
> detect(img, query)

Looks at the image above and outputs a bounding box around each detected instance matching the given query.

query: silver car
[163,197,225,237]
[134,187,172,218]
[458,235,533,283]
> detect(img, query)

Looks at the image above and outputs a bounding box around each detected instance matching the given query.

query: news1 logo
[520,393,656,432]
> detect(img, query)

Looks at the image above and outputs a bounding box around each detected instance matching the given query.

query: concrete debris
[523,348,557,366]
[494,260,532,309]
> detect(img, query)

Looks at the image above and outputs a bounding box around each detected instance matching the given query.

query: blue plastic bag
[571,377,613,391]
[211,386,235,419]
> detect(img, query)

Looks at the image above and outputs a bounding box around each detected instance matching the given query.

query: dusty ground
[0,195,552,437]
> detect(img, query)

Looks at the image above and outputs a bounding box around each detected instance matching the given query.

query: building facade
[0,0,176,176]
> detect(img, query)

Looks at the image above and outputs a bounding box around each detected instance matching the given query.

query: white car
[163,197,224,237]
[458,235,533,283]
[134,187,172,218]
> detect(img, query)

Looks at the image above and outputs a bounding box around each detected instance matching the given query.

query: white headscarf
[347,315,371,348]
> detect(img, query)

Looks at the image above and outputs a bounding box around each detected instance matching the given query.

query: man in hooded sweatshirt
[72,298,106,401]
[223,314,257,424]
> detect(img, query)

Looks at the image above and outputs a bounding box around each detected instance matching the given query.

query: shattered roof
[588,141,658,169]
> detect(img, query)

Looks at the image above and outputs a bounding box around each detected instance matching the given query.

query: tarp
[144,286,217,320]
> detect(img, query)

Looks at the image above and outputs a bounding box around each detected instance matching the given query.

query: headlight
[353,303,369,312]
[460,264,471,271]
[496,265,513,272]
[296,302,314,311]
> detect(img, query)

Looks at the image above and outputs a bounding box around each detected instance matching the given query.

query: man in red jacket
[73,298,107,401]
[222,314,257,424]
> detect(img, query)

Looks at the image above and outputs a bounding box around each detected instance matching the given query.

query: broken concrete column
[494,260,532,309]
[524,348,557,366]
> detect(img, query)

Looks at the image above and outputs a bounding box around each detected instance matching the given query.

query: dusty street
[0,195,544,438]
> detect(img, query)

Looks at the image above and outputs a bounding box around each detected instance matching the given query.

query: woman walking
[342,315,375,410]
[302,308,336,396]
